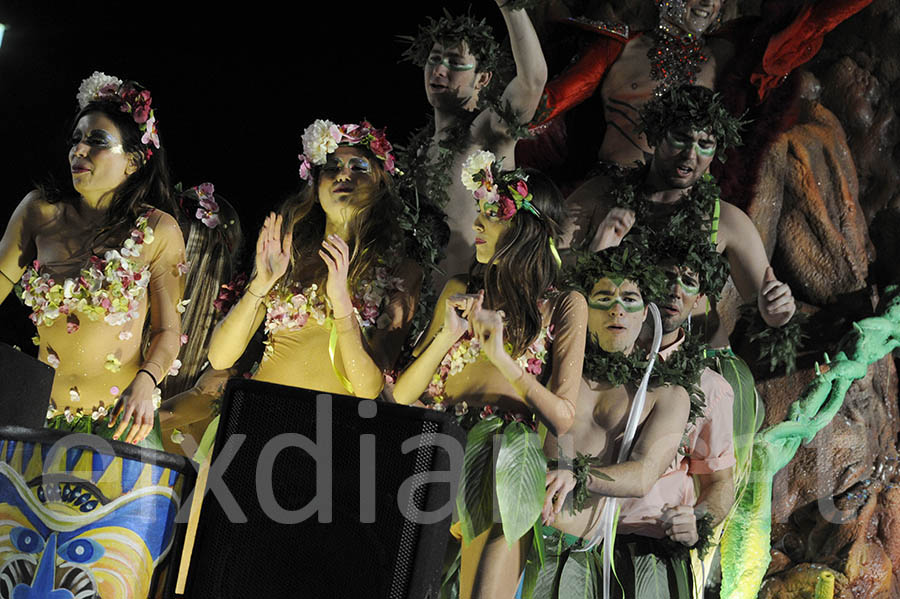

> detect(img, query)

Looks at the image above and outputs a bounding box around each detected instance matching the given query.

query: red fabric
[538,34,630,126]
[752,0,874,101]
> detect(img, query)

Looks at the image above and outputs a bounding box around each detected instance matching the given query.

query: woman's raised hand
[443,291,482,341]
[471,304,507,362]
[252,213,292,294]
[320,234,354,318]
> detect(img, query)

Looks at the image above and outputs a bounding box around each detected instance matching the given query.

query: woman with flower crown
[0,72,185,448]
[392,151,588,599]
[207,119,422,398]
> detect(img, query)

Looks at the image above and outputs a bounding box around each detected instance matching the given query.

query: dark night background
[0,1,507,351]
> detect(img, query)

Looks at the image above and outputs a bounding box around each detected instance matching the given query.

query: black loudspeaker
[0,343,54,428]
[183,378,466,599]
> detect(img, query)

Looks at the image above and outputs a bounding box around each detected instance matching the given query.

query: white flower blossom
[76,71,123,108]
[62,279,77,299]
[461,150,495,192]
[301,119,339,165]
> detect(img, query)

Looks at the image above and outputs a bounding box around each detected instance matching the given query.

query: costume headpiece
[461,150,539,221]
[566,241,669,306]
[637,84,746,160]
[76,71,160,155]
[177,182,221,229]
[644,222,729,299]
[297,119,400,181]
[400,8,501,75]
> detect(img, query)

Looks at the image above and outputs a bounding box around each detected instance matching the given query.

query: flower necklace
[647,25,709,97]
[426,322,553,405]
[16,211,156,331]
[261,263,405,360]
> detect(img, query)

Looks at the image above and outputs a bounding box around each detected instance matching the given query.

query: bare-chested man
[533,0,871,167]
[561,85,795,349]
[404,4,547,288]
[527,244,693,598]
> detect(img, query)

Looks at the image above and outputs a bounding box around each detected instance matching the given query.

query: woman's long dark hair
[41,89,176,248]
[468,169,564,357]
[278,146,402,290]
[162,191,244,398]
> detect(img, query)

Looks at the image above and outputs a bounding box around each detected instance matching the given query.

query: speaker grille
[185,380,463,599]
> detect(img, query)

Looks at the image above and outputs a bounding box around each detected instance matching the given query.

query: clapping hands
[443,290,507,362]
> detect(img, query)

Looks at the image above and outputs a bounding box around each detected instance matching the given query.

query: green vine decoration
[720,286,900,599]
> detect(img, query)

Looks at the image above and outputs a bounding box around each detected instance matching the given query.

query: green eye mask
[427,55,475,71]
[587,297,645,313]
[667,273,701,296]
[666,132,717,157]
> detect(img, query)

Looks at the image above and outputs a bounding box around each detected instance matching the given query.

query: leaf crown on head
[565,240,669,306]
[76,71,161,155]
[637,84,747,161]
[400,8,501,75]
[297,119,401,181]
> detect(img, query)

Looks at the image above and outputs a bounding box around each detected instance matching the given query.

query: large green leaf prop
[457,417,504,544]
[496,422,546,545]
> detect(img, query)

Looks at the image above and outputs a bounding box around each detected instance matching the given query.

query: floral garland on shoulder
[261,260,406,360]
[426,323,553,406]
[16,211,156,330]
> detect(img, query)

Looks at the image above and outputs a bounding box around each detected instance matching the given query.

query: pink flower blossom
[498,196,518,220]
[141,115,160,148]
[526,357,543,375]
[180,333,189,345]
[168,359,182,376]
[513,180,529,199]
[298,155,312,180]
[66,320,79,334]
[197,182,215,197]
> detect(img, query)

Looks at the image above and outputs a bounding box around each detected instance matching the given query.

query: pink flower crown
[298,119,401,181]
[76,71,160,155]
[461,150,540,221]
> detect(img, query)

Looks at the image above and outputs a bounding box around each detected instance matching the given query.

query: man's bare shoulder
[716,200,758,246]
[560,175,616,249]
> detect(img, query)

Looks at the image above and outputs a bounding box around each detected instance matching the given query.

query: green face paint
[426,55,475,71]
[666,131,717,157]
[588,283,645,313]
[588,298,646,313]
[665,270,701,296]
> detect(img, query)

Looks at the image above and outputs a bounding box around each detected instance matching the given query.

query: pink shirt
[616,330,736,538]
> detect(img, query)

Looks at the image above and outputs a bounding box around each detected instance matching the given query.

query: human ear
[125,152,142,176]
[475,70,492,90]
[689,294,705,312]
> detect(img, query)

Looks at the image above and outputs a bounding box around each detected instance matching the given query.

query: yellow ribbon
[549,236,562,268]
[328,320,355,395]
